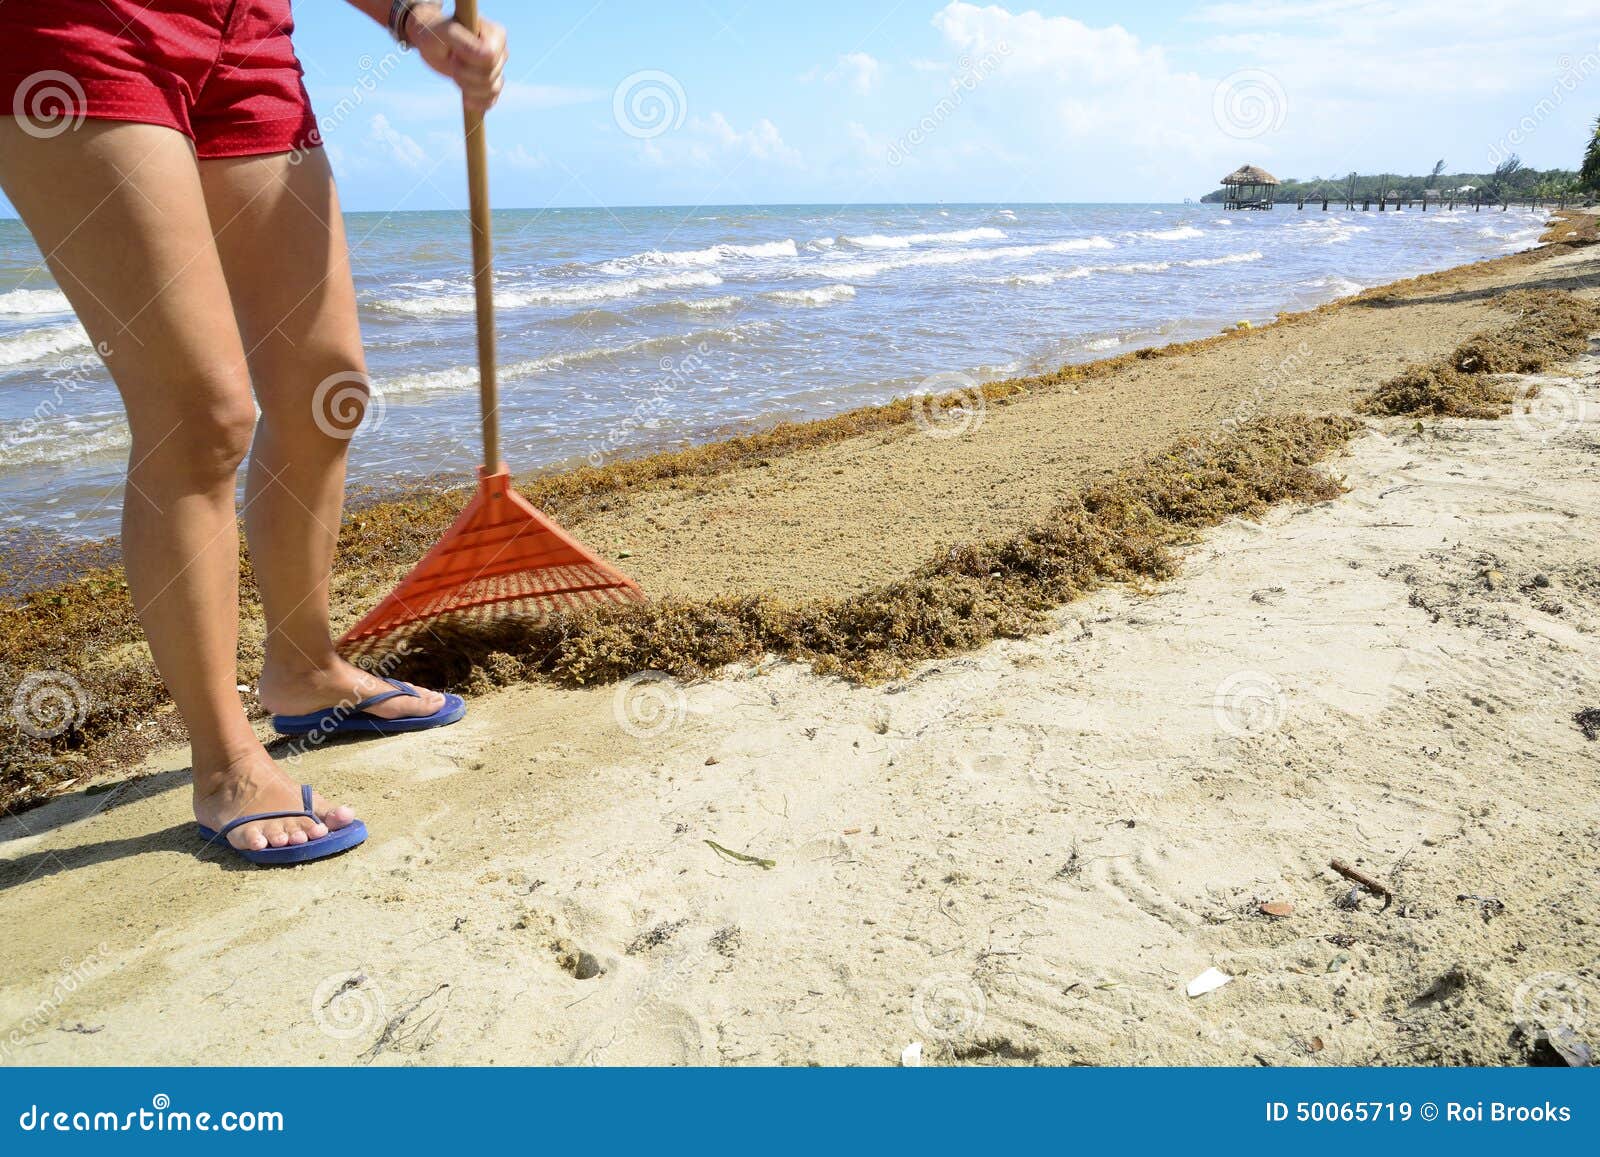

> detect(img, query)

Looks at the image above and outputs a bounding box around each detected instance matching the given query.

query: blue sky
[293,0,1600,210]
[20,1,1600,211]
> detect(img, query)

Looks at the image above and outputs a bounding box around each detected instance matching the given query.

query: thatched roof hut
[1220,164,1279,211]
[1221,164,1279,187]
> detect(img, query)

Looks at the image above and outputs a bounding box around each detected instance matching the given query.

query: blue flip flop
[196,784,368,866]
[271,677,465,738]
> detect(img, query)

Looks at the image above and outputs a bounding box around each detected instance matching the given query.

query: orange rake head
[340,1,643,659]
[337,466,643,657]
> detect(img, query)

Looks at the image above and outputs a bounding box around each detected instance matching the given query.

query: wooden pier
[1217,162,1584,214]
[1284,192,1579,213]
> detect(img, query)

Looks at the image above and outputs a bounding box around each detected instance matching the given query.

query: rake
[338,0,643,657]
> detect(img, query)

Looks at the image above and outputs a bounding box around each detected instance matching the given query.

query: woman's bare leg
[196,147,445,720]
[0,118,353,850]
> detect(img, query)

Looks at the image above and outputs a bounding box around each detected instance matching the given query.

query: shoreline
[0,204,1558,551]
[4,302,1600,1064]
[2,219,1596,812]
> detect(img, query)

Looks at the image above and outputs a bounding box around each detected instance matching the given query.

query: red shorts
[2,0,320,158]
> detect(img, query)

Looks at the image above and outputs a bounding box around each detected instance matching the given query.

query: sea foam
[839,227,1006,249]
[0,323,92,368]
[765,284,857,306]
[598,239,798,273]
[373,270,725,315]
[381,324,766,395]
[1132,226,1206,241]
[0,288,73,316]
[816,236,1114,279]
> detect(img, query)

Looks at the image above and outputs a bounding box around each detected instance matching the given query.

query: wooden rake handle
[455,0,499,471]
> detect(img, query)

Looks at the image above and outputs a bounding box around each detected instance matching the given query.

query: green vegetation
[1582,117,1600,192]
[1201,163,1584,205]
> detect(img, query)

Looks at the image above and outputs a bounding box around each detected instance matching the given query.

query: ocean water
[0,201,1551,539]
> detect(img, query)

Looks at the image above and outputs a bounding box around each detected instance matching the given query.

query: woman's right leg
[0,118,355,850]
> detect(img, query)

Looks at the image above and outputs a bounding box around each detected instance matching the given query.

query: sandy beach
[3,230,1599,1066]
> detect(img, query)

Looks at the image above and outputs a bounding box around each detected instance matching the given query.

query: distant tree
[1486,154,1524,200]
[1535,174,1580,199]
[1197,164,1579,204]
[1428,159,1445,187]
[1582,118,1600,191]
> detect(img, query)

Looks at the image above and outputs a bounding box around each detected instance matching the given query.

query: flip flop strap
[216,808,319,839]
[213,785,321,838]
[350,677,418,713]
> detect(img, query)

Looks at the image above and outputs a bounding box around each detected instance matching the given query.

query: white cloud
[934,2,1167,84]
[922,2,1222,171]
[368,113,426,169]
[830,52,882,95]
[903,0,1600,195]
[634,111,804,176]
[495,143,549,170]
[697,113,803,165]
[1188,0,1577,96]
[846,120,883,153]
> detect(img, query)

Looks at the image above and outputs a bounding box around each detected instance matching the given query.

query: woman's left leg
[196,145,447,719]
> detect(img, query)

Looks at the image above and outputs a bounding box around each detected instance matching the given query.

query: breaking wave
[372,270,726,315]
[839,227,1006,249]
[597,239,798,273]
[764,284,857,306]
[0,323,92,368]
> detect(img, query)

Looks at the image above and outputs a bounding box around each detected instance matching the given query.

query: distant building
[1221,165,1279,211]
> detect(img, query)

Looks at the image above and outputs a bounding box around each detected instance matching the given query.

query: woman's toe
[406,687,445,716]
[236,826,269,852]
[311,792,356,830]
